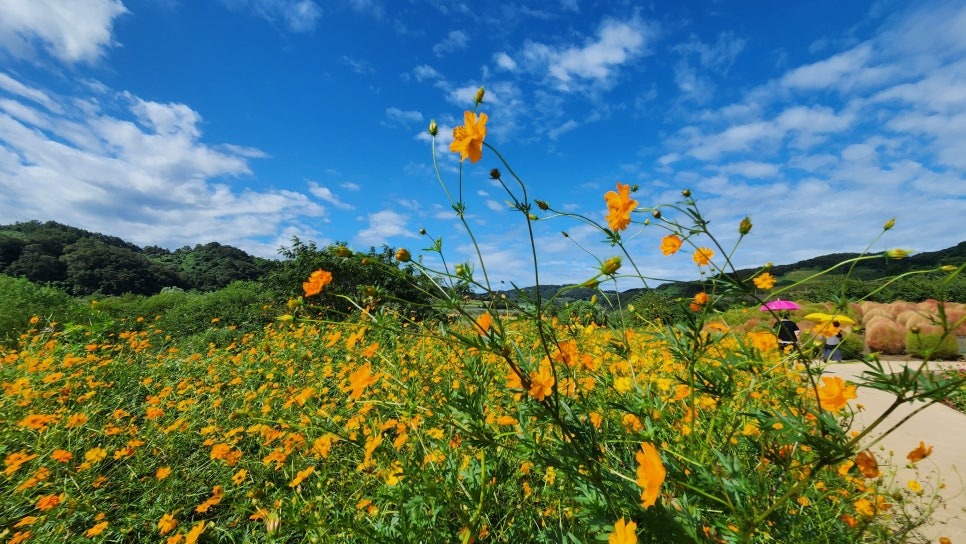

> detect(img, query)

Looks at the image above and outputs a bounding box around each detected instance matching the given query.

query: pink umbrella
[759,299,800,311]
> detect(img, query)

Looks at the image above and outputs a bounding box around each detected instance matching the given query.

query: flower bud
[528,213,537,221]
[562,231,569,238]
[739,216,753,235]
[419,228,427,235]
[286,298,302,310]
[428,119,438,136]
[490,168,501,179]
[278,314,294,322]
[536,200,549,211]
[590,295,598,305]
[395,248,411,262]
[886,248,909,259]
[681,189,691,197]
[941,265,956,272]
[474,87,485,105]
[600,256,622,275]
[883,217,895,231]
[910,325,920,334]
[362,286,378,298]
[334,245,352,257]
[652,209,662,219]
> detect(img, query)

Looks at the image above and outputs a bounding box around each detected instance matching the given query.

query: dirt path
[824,360,966,543]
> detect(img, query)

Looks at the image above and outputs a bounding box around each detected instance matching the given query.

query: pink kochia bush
[864,317,906,355]
[860,301,966,357]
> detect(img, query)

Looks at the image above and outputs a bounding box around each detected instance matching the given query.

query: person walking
[776,313,800,352]
[823,321,844,362]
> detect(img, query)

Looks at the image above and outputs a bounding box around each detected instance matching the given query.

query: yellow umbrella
[804,312,856,325]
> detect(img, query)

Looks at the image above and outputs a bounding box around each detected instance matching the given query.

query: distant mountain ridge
[2,219,964,300]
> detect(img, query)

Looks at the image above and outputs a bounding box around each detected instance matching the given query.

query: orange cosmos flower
[689,291,709,312]
[449,110,488,163]
[347,363,379,400]
[289,466,315,487]
[817,376,857,412]
[36,493,62,510]
[604,182,638,232]
[609,518,638,544]
[907,441,933,463]
[51,449,72,463]
[855,451,880,479]
[528,364,555,402]
[474,312,493,335]
[692,247,714,266]
[753,272,776,290]
[4,452,37,475]
[660,234,682,256]
[635,442,666,508]
[156,466,172,480]
[747,331,778,352]
[303,269,333,297]
[9,531,31,544]
[158,513,178,535]
[85,521,109,537]
[184,521,208,544]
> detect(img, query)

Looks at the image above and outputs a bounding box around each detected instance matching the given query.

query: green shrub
[837,332,865,360]
[156,281,273,340]
[0,274,81,346]
[904,331,961,360]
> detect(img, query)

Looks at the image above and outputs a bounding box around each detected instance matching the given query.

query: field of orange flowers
[0,308,943,543]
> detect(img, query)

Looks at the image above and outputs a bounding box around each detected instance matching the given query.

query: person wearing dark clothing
[776,314,799,351]
[823,321,844,362]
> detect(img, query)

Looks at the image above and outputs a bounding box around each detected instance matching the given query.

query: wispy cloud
[384,107,424,127]
[0,0,127,64]
[307,181,354,210]
[219,0,322,33]
[518,17,657,92]
[433,30,470,57]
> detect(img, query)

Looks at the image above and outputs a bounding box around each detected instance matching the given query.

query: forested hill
[1,219,964,299]
[0,220,272,295]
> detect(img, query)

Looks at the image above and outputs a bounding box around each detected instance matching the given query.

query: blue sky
[1,0,964,289]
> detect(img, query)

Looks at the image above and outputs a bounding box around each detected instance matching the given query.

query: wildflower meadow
[2,91,965,543]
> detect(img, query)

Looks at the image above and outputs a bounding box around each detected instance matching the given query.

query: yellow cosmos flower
[449,110,488,163]
[692,247,714,266]
[753,272,776,290]
[303,268,333,297]
[604,182,638,232]
[609,518,638,544]
[36,493,62,511]
[660,235,682,256]
[635,442,666,508]
[817,376,857,412]
[184,521,208,544]
[474,312,493,335]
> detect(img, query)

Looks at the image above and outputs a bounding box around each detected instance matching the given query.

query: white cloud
[410,64,442,82]
[0,72,325,257]
[0,0,127,64]
[716,161,780,179]
[307,181,354,210]
[355,209,417,245]
[494,52,517,71]
[433,30,470,57]
[518,17,656,92]
[384,107,423,126]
